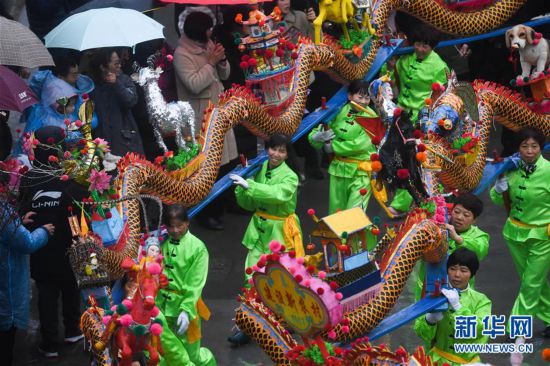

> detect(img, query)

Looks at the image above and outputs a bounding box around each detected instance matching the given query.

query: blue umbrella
[44,7,165,51]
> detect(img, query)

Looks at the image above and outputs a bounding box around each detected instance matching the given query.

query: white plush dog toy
[505,24,550,79]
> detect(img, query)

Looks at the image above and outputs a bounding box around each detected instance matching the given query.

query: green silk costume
[414,286,491,365]
[157,232,216,366]
[415,225,489,300]
[490,156,550,325]
[235,161,302,281]
[309,103,377,214]
[395,51,449,121]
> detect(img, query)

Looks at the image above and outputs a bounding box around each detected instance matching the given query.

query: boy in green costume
[416,193,489,300]
[415,248,491,365]
[308,80,383,214]
[157,205,216,366]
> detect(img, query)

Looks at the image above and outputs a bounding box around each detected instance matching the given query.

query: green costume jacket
[448,225,489,261]
[417,225,489,299]
[490,156,550,241]
[414,287,492,365]
[396,51,449,121]
[235,161,301,252]
[309,103,377,178]
[157,231,209,320]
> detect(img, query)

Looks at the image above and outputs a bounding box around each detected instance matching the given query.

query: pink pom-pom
[111,305,117,312]
[248,278,254,286]
[304,279,311,287]
[307,208,315,216]
[252,265,259,272]
[328,330,336,339]
[148,262,162,275]
[156,255,164,263]
[296,257,305,265]
[102,315,112,325]
[269,240,282,253]
[342,325,350,333]
[166,54,174,62]
[150,323,163,335]
[122,299,133,310]
[394,107,402,117]
[151,306,160,317]
[335,292,343,300]
[118,314,133,326]
[60,175,69,181]
[289,266,296,274]
[318,271,326,279]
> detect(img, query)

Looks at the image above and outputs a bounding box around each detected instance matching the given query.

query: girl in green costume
[490,128,550,366]
[157,205,216,366]
[309,80,381,214]
[415,248,491,365]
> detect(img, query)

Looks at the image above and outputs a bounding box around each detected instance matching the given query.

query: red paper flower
[370,153,380,161]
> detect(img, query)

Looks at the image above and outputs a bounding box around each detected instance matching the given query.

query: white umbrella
[44,7,165,51]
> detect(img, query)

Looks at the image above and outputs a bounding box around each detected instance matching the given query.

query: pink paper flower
[93,138,110,153]
[88,169,111,193]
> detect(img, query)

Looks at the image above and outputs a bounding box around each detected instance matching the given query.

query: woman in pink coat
[174,10,238,230]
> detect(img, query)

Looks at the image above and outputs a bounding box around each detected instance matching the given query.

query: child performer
[415,248,492,365]
[308,79,384,214]
[156,205,216,366]
[416,193,489,299]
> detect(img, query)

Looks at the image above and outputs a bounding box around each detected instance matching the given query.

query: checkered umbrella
[0,16,55,68]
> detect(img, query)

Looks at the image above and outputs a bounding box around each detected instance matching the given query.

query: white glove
[441,288,462,311]
[229,174,249,189]
[493,175,508,194]
[425,312,444,325]
[510,337,525,366]
[176,311,189,335]
[323,142,334,154]
[311,129,335,143]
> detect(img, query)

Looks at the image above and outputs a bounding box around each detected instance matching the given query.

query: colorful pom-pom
[394,108,402,117]
[122,299,133,311]
[318,271,326,279]
[416,152,427,162]
[116,304,128,315]
[151,306,160,317]
[371,160,382,172]
[150,323,163,336]
[342,325,350,333]
[359,188,368,196]
[307,208,315,216]
[417,143,426,152]
[413,130,423,139]
[397,169,410,180]
[118,314,133,326]
[370,153,380,161]
[102,315,112,325]
[245,267,253,275]
[335,292,343,300]
[328,330,336,339]
[269,240,282,253]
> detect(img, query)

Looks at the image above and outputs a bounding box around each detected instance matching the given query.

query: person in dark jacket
[88,48,145,157]
[18,126,88,358]
[0,125,55,366]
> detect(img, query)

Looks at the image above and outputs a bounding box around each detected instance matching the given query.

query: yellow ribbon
[254,211,304,257]
[509,218,550,236]
[431,347,480,364]
[187,297,211,344]
[334,156,372,173]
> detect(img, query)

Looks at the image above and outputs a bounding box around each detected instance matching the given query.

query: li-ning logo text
[31,190,62,208]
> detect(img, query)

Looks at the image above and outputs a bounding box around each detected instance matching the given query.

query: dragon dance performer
[308,80,384,214]
[415,248,492,365]
[228,134,303,346]
[392,25,449,123]
[156,205,216,366]
[416,193,489,300]
[490,128,550,363]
